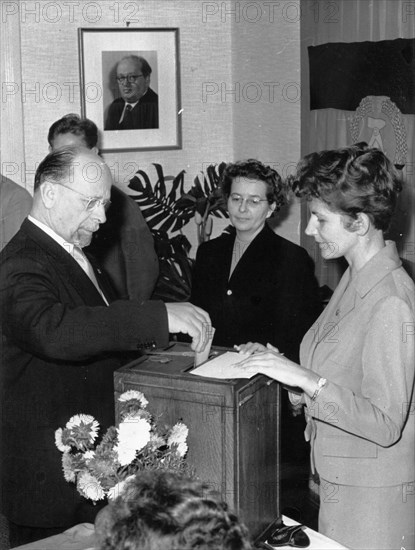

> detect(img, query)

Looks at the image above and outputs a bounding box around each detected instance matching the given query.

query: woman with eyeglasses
[191,158,322,358]
[231,145,415,550]
[190,159,323,498]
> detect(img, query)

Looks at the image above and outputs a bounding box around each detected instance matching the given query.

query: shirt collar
[124,100,138,109]
[353,241,402,298]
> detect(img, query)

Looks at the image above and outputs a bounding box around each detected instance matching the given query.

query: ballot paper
[191,351,253,379]
[194,327,216,367]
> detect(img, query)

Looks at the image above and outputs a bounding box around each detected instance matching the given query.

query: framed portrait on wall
[78,28,181,152]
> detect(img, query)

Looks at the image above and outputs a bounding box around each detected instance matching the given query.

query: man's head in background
[48,114,98,152]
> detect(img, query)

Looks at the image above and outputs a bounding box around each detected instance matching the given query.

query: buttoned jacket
[300,242,415,487]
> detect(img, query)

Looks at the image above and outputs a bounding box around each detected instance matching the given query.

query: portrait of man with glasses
[104,54,159,131]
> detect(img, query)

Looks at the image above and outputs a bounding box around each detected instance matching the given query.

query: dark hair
[291,143,403,231]
[97,471,252,550]
[34,146,82,191]
[221,159,285,211]
[117,55,152,78]
[47,114,98,149]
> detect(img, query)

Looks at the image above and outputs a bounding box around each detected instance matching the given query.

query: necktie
[73,246,108,304]
[121,104,133,128]
[123,103,133,126]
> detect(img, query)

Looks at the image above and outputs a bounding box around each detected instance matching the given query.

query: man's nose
[94,203,107,224]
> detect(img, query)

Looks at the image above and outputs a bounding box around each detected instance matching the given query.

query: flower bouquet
[55,390,192,503]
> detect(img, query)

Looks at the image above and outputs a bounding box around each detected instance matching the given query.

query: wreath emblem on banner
[349,96,408,168]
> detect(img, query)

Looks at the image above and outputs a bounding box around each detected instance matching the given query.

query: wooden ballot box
[114,343,281,537]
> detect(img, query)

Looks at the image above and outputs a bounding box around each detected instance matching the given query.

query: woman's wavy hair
[99,471,252,550]
[221,159,286,212]
[290,143,403,231]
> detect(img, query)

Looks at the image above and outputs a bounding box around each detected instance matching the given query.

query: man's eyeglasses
[59,183,111,211]
[116,74,144,84]
[229,193,269,208]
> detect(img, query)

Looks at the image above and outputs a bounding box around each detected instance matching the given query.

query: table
[14,516,348,550]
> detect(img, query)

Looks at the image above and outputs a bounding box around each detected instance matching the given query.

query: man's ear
[91,146,99,155]
[40,180,57,208]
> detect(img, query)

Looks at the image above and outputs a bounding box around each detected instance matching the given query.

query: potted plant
[128,162,229,302]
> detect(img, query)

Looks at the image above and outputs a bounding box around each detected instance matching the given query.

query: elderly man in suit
[0,146,210,547]
[48,114,159,301]
[105,55,159,131]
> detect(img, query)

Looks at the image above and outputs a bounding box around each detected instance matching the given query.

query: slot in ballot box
[114,342,281,538]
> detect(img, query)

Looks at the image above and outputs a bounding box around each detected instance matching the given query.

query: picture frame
[78,28,181,152]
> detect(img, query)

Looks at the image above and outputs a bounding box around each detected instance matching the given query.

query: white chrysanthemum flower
[55,428,70,452]
[84,450,95,460]
[118,390,148,408]
[66,414,100,443]
[77,472,105,501]
[107,474,135,500]
[62,452,76,483]
[167,423,189,457]
[116,417,151,466]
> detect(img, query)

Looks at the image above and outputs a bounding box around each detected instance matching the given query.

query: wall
[1,0,302,255]
[231,0,302,243]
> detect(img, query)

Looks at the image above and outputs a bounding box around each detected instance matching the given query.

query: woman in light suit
[233,144,414,550]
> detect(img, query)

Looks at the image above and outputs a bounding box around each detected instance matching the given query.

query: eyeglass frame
[116,74,145,84]
[228,193,270,208]
[58,183,111,211]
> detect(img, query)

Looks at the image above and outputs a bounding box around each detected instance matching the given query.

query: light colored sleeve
[305,296,414,447]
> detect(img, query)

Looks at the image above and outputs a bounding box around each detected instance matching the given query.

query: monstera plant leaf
[128,163,228,301]
[151,231,193,302]
[176,161,228,220]
[128,164,193,233]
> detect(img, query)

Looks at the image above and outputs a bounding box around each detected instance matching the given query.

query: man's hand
[165,302,212,352]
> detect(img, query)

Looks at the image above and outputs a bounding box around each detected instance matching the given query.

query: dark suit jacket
[86,186,159,301]
[0,219,169,527]
[105,88,159,130]
[191,224,322,363]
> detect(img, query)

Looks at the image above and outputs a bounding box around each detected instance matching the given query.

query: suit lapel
[213,230,235,285]
[85,249,117,303]
[22,220,110,306]
[304,268,357,372]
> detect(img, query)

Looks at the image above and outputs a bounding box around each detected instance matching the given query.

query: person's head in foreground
[291,142,402,261]
[97,470,252,550]
[221,159,285,241]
